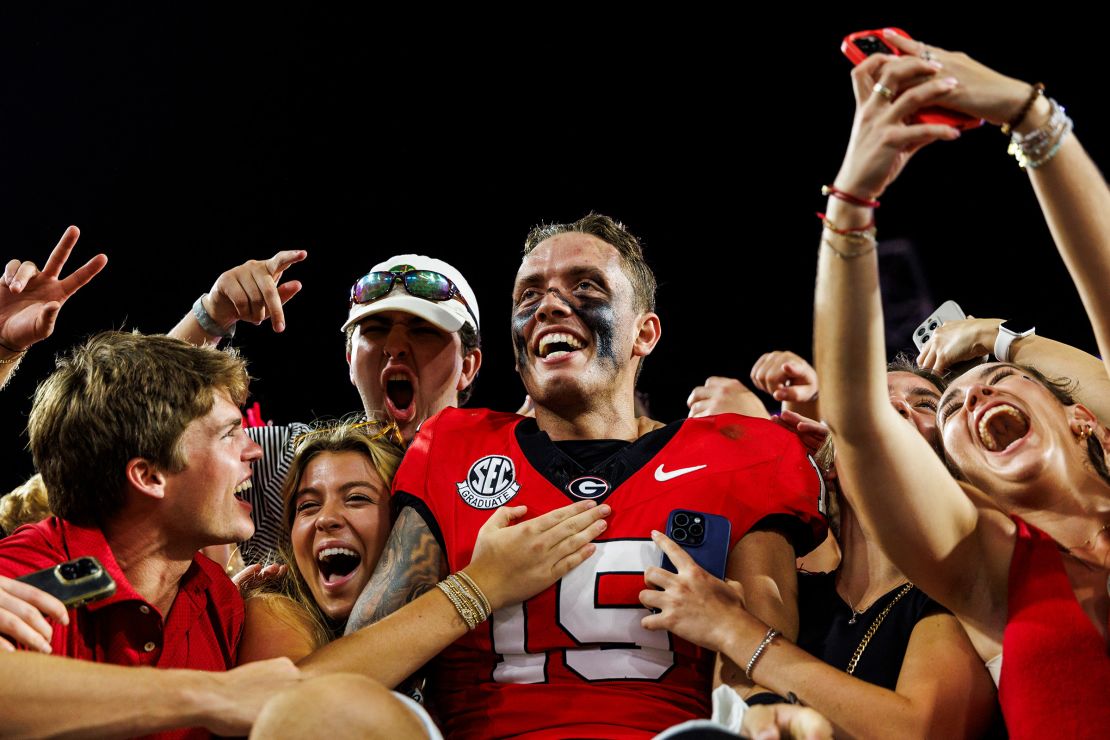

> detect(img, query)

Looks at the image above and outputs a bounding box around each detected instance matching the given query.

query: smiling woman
[812,32,1110,738]
[238,419,404,661]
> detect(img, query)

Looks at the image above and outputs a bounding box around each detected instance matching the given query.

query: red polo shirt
[0,517,244,739]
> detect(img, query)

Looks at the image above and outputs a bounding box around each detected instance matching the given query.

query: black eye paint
[510,290,619,367]
[574,295,616,364]
[511,301,538,368]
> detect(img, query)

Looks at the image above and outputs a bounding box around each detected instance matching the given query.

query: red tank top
[1001,516,1110,738]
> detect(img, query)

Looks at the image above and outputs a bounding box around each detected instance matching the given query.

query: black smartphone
[16,556,116,608]
[660,509,731,580]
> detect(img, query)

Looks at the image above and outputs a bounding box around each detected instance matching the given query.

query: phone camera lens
[673,513,690,527]
[59,564,78,580]
[922,334,930,344]
[672,528,688,542]
[929,321,938,330]
[916,327,926,336]
[688,523,704,539]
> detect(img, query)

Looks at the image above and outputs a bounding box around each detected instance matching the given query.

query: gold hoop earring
[1078,425,1093,442]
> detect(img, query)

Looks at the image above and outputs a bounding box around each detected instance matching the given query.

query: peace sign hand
[1,226,107,353]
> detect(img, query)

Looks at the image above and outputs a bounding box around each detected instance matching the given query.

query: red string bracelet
[816,212,875,235]
[821,184,880,209]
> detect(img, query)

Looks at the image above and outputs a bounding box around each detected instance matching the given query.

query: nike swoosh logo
[654,463,707,482]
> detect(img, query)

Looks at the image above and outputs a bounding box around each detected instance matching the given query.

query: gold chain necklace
[845,583,915,675]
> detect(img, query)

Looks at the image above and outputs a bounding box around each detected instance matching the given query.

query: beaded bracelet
[0,338,27,364]
[1008,97,1073,169]
[1001,83,1045,136]
[745,627,780,681]
[437,572,491,630]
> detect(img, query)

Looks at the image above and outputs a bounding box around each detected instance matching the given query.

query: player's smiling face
[511,233,658,410]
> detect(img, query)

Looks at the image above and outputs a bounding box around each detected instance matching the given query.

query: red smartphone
[841,28,983,130]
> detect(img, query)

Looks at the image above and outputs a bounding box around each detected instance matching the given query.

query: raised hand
[880,31,1036,127]
[772,410,830,456]
[916,316,998,373]
[833,53,961,203]
[750,352,819,404]
[687,376,770,419]
[464,500,610,611]
[202,250,307,333]
[1,226,107,353]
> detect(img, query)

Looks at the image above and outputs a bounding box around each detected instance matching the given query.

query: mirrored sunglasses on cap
[349,267,477,327]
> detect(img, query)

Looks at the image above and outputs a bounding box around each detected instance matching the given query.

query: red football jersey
[394,408,826,740]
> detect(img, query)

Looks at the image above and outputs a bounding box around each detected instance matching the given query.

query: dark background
[1,7,1104,493]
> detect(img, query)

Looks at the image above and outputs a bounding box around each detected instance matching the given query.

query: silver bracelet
[1008,98,1073,169]
[744,627,780,681]
[192,294,235,338]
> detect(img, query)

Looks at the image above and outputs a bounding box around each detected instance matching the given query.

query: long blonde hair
[252,418,404,647]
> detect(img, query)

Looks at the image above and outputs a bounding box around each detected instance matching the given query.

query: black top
[796,571,945,690]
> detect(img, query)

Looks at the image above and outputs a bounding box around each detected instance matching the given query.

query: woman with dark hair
[812,31,1110,737]
[652,359,998,738]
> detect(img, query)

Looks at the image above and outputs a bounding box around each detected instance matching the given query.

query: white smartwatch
[993,320,1035,363]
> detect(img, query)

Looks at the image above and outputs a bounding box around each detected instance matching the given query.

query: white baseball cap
[341,254,480,334]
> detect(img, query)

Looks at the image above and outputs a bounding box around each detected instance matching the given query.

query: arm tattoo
[344,506,447,635]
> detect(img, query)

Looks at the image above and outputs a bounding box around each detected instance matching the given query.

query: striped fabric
[240,422,310,564]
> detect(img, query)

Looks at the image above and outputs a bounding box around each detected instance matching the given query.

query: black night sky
[1,7,1105,493]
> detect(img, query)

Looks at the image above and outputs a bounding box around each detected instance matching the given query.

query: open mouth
[317,546,362,585]
[384,371,415,416]
[233,480,253,509]
[537,332,587,360]
[977,404,1030,452]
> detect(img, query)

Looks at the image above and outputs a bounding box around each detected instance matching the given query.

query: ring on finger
[872,82,894,100]
[921,45,934,62]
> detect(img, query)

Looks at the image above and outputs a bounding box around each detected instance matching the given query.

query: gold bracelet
[455,570,492,617]
[822,235,878,260]
[0,350,26,365]
[437,578,480,629]
[448,574,490,622]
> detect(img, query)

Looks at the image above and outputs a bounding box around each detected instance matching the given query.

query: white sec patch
[457,455,521,509]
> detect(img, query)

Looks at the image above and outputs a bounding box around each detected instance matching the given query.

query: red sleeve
[0,520,65,578]
[759,431,827,553]
[391,408,439,500]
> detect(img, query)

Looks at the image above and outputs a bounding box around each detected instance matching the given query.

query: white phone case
[912,299,967,351]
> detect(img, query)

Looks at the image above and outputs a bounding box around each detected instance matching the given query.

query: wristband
[993,321,1035,363]
[192,294,236,338]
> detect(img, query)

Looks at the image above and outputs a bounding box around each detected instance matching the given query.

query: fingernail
[928,60,943,69]
[597,505,611,515]
[650,529,661,540]
[596,520,607,532]
[40,641,52,654]
[943,76,958,86]
[585,500,597,508]
[275,322,285,332]
[882,28,896,37]
[10,280,21,291]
